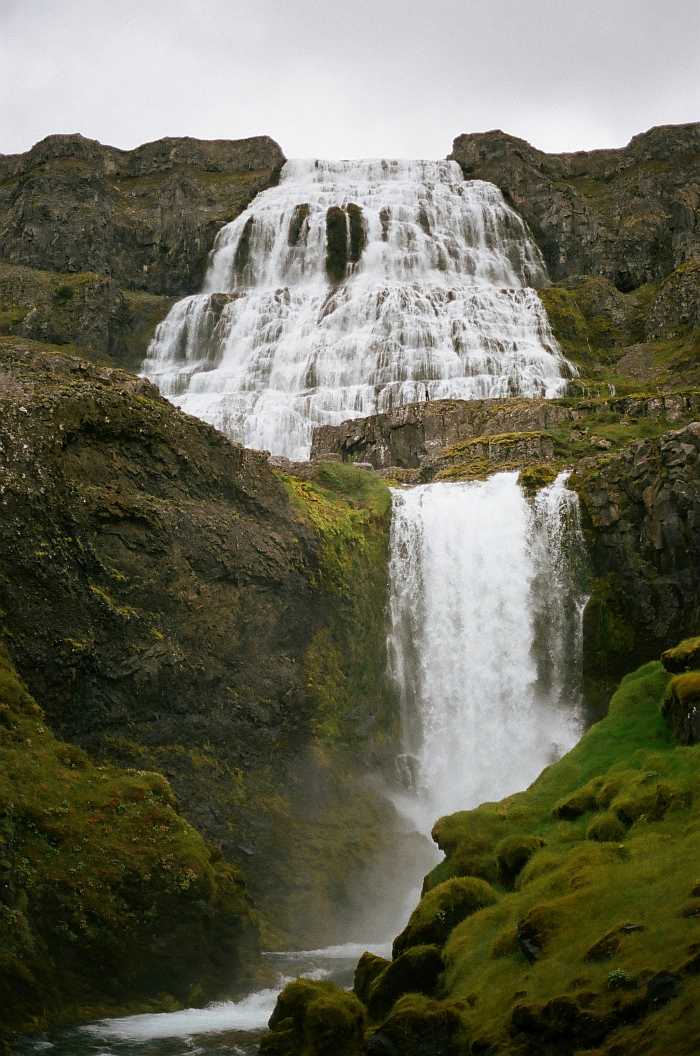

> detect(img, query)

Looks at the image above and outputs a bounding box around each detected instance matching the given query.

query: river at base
[15,944,389,1056]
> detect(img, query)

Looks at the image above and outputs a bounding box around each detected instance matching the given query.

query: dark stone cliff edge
[0,133,285,369]
[450,123,700,290]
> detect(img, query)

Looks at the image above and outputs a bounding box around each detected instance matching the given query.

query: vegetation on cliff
[265,641,700,1055]
[0,648,258,1037]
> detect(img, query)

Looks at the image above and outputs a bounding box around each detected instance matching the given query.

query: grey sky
[2,0,699,159]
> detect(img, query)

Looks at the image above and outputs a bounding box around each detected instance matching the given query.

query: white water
[142,159,573,459]
[388,471,584,830]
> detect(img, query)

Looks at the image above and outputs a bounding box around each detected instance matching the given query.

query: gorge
[1,122,699,1056]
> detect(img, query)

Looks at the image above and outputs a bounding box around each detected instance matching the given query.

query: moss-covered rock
[354,951,390,1006]
[262,979,366,1056]
[0,339,407,952]
[366,994,469,1056]
[366,945,444,1021]
[586,811,627,842]
[377,650,700,1053]
[0,647,258,1036]
[495,835,545,887]
[661,635,700,673]
[662,671,700,744]
[393,878,497,957]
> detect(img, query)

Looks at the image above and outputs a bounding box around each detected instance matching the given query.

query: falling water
[388,471,584,829]
[142,159,573,458]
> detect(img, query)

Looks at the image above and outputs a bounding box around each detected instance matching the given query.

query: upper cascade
[142,159,573,459]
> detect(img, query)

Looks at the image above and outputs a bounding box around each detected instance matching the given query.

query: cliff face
[0,649,259,1035]
[573,422,700,669]
[0,133,285,369]
[450,123,700,291]
[310,393,700,482]
[0,133,285,295]
[0,337,404,967]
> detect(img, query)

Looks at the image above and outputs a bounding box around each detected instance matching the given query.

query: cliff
[0,133,285,368]
[0,649,258,1035]
[450,123,700,290]
[0,336,412,1030]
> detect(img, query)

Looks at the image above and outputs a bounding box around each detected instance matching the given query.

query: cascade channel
[24,164,586,1056]
[389,471,585,832]
[142,159,573,459]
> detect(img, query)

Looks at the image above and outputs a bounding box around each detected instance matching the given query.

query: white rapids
[142,159,573,459]
[388,470,585,829]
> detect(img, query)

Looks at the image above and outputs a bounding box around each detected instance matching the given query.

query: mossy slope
[266,644,700,1054]
[360,646,700,1054]
[0,648,258,1038]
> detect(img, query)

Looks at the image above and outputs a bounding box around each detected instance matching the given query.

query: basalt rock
[572,422,700,666]
[0,132,285,296]
[449,123,700,290]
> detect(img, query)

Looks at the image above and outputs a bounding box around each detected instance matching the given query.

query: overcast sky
[2,0,699,159]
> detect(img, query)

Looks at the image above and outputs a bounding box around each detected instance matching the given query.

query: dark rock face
[0,261,173,371]
[311,397,573,471]
[310,392,700,480]
[573,422,700,663]
[450,123,700,290]
[0,133,285,296]
[0,337,401,948]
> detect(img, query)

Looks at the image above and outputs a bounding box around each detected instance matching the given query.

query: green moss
[263,979,365,1056]
[661,635,700,673]
[518,463,558,494]
[582,575,636,672]
[495,835,545,886]
[367,994,469,1056]
[0,647,258,1034]
[282,464,394,752]
[586,812,627,842]
[366,944,444,1021]
[394,654,700,1052]
[393,877,498,956]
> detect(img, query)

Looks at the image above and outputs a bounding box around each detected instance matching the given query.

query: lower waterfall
[388,470,585,830]
[40,472,587,1055]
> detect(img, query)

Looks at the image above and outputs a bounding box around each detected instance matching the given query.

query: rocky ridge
[450,123,700,290]
[0,133,285,368]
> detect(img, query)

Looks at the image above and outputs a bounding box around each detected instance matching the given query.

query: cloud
[2,0,699,158]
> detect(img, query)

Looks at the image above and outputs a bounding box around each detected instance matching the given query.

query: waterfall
[142,159,573,459]
[388,471,584,829]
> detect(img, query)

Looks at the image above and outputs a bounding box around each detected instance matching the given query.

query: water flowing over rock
[143,160,572,459]
[387,471,584,826]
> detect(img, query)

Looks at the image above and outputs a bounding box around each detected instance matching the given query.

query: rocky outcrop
[573,422,700,666]
[0,133,285,371]
[311,393,700,481]
[0,133,285,296]
[0,337,406,955]
[450,123,700,291]
[0,261,172,370]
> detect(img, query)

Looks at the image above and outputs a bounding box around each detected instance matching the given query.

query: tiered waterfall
[142,159,572,459]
